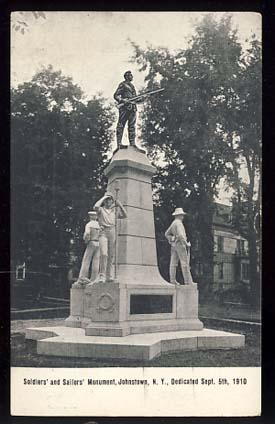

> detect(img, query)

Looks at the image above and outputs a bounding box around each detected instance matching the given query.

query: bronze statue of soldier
[114,71,164,153]
[113,70,140,150]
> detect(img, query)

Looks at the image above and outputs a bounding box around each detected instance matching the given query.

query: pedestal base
[65,282,203,336]
[25,326,245,361]
[85,318,203,336]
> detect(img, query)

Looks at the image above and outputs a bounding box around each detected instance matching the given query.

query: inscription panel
[130,294,173,314]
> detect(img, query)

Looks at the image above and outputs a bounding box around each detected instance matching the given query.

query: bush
[215,283,251,304]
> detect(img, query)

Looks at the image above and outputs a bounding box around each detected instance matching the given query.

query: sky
[11,11,261,204]
[11,11,261,98]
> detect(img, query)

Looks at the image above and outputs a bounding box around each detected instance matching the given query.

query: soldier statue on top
[114,70,140,151]
[113,71,164,152]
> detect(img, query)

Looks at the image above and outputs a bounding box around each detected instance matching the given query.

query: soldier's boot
[169,265,180,286]
[129,133,136,148]
[182,266,195,285]
[129,137,146,154]
[113,134,126,154]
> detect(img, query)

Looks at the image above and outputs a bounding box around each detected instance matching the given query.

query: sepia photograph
[10,11,261,416]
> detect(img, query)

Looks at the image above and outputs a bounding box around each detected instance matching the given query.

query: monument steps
[25,326,245,361]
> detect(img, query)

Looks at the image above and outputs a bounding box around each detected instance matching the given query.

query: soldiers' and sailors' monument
[25,71,244,360]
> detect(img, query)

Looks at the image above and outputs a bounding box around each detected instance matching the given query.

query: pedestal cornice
[104,147,155,177]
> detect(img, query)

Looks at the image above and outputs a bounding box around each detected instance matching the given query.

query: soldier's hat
[88,211,97,216]
[124,70,132,78]
[172,207,187,216]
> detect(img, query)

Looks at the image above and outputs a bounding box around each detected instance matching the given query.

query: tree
[11,11,46,35]
[132,14,245,295]
[11,66,114,276]
[229,37,262,305]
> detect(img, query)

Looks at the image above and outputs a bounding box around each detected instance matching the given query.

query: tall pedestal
[105,146,167,285]
[66,146,203,335]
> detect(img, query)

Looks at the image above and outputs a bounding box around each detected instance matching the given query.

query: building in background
[212,203,250,292]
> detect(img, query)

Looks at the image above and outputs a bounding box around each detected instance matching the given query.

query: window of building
[241,263,249,280]
[16,263,26,280]
[214,235,224,252]
[223,237,228,252]
[214,236,218,252]
[218,236,224,252]
[223,237,237,254]
[238,239,249,255]
[219,263,224,279]
[218,212,232,224]
[239,240,245,254]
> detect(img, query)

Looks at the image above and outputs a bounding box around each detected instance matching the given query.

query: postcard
[10,11,261,417]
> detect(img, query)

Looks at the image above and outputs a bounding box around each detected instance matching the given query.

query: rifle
[116,88,164,109]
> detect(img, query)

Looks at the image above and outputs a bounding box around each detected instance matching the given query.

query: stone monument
[25,72,245,360]
[66,146,203,336]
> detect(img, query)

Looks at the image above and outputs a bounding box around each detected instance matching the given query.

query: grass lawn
[199,302,261,323]
[11,319,261,368]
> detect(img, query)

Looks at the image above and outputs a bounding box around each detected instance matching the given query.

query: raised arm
[94,193,113,211]
[115,199,127,219]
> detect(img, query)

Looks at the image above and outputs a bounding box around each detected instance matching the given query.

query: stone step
[25,326,245,361]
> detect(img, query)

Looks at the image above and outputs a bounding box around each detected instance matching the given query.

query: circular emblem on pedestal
[97,293,115,312]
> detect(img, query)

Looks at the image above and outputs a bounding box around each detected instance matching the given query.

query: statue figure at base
[94,191,127,283]
[74,211,100,287]
[165,208,195,286]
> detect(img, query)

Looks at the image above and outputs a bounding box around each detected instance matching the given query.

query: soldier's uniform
[165,208,194,285]
[114,80,137,147]
[78,216,100,282]
[94,192,127,283]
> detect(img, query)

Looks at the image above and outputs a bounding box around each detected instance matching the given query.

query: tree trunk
[247,220,260,308]
[244,153,260,308]
[197,191,214,300]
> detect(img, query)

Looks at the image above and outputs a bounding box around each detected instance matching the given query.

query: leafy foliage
[131,14,261,296]
[228,38,262,304]
[11,66,114,272]
[12,11,46,35]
